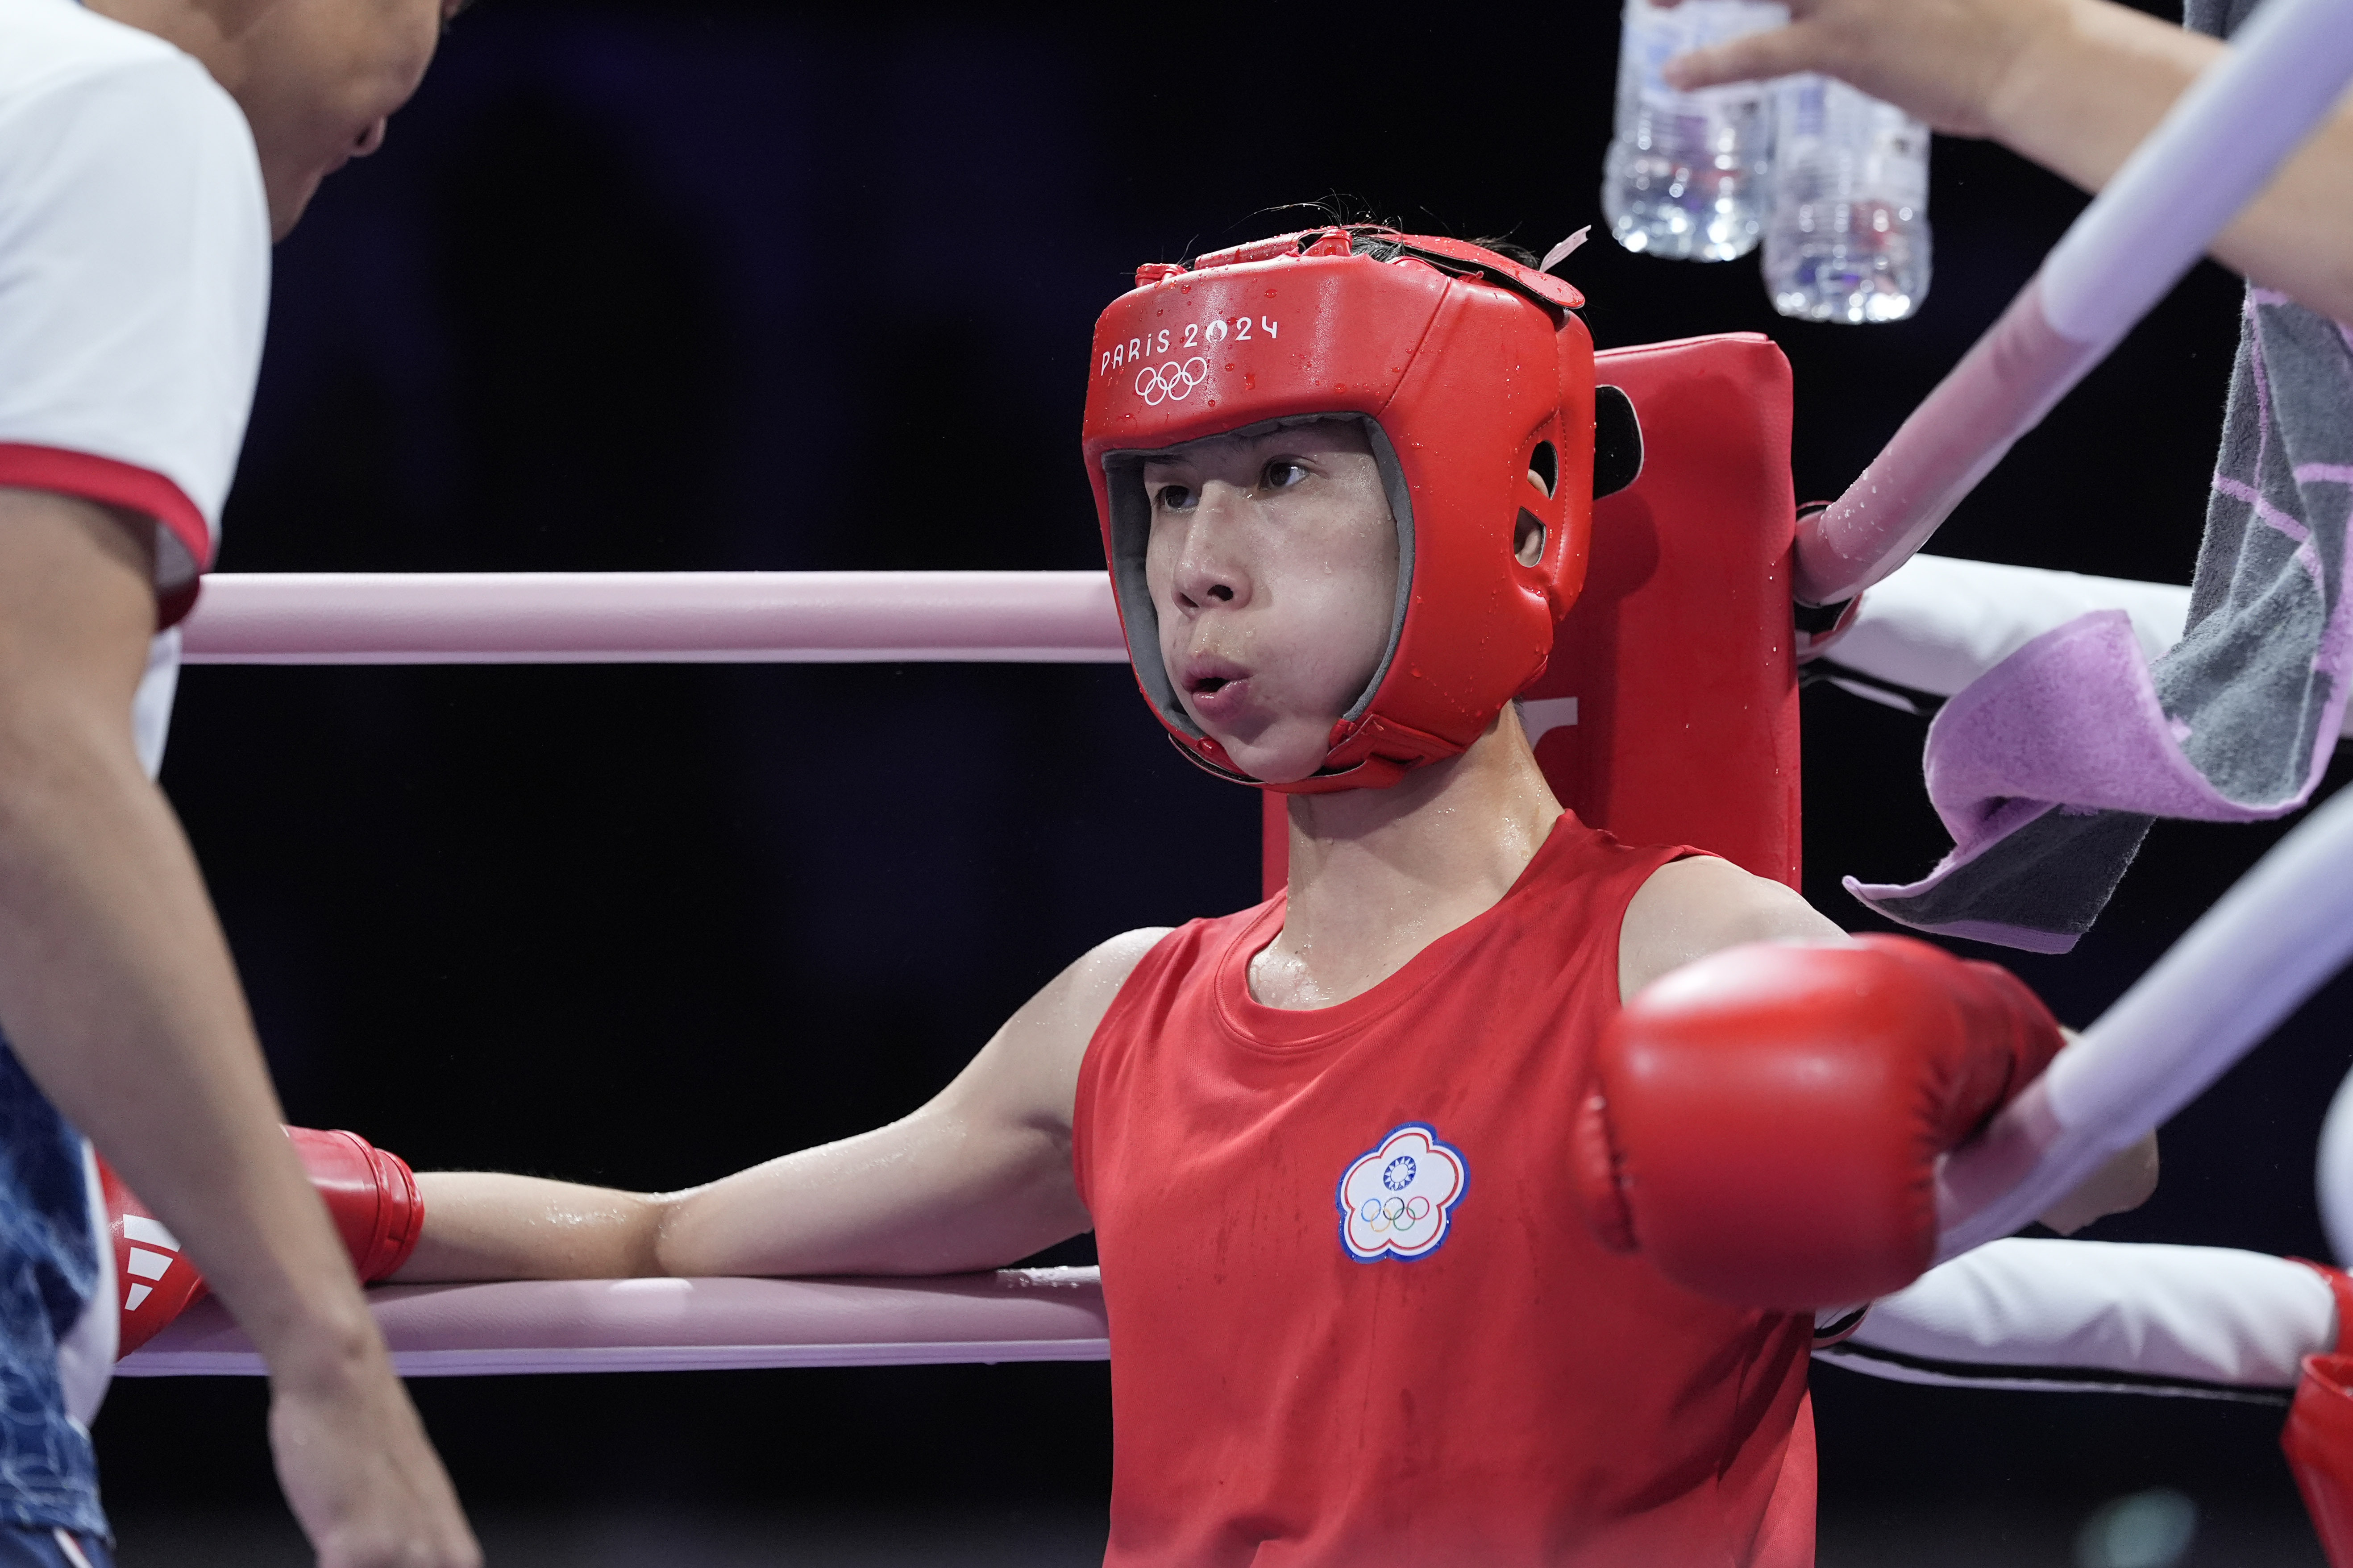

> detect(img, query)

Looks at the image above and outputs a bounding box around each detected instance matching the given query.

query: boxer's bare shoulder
[1618,854,1846,1002]
[936,925,1174,1136]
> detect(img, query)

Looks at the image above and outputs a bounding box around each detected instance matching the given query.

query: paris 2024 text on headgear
[1082,225,1628,793]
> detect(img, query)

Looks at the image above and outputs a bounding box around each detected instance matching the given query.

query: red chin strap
[1081,227,1597,792]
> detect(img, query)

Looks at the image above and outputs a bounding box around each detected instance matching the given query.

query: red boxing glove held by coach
[101,1127,423,1356]
[1575,934,2065,1310]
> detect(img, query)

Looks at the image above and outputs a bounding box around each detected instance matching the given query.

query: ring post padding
[116,1269,1110,1377]
[1794,0,2353,606]
[1936,784,2353,1260]
[178,572,1130,665]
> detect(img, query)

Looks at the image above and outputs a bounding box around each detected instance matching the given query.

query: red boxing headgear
[1082,226,1598,792]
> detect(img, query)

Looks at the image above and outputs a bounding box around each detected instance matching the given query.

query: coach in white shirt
[0,0,477,1564]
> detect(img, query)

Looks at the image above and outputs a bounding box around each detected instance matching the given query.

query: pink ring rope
[119,1269,1109,1377]
[179,572,1127,665]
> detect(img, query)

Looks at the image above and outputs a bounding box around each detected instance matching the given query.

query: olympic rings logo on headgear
[1135,357,1210,406]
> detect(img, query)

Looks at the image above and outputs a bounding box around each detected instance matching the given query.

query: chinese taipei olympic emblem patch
[1337,1123,1468,1262]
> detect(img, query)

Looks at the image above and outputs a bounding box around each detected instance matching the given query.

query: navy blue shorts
[0,1528,110,1568]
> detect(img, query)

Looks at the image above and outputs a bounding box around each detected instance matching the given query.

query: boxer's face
[1142,421,1398,784]
[235,0,466,237]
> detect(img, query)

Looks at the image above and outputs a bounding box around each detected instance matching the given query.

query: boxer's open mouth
[1181,654,1248,697]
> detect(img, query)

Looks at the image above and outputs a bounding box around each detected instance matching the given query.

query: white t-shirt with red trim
[0,0,268,772]
[0,8,266,1513]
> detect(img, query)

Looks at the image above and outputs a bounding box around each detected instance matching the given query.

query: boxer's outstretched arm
[399,926,1170,1282]
[0,491,477,1568]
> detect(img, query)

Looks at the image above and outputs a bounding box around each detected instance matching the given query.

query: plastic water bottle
[1763,75,1933,322]
[1602,0,1789,261]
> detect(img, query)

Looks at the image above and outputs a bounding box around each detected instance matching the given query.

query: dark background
[91,0,2353,1561]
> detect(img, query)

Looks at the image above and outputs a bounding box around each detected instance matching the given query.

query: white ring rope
[1937,783,2353,1261]
[178,572,1128,665]
[1793,0,2353,606]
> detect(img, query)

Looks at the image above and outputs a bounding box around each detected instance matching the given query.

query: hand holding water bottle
[1653,0,2053,138]
[1655,0,2353,327]
[1627,0,1954,322]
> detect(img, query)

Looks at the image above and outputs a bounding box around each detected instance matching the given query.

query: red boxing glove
[1575,933,2064,1309]
[99,1161,207,1357]
[102,1126,424,1356]
[2284,1265,2353,1567]
[285,1126,425,1283]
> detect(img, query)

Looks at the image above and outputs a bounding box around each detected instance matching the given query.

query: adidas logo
[120,1213,181,1312]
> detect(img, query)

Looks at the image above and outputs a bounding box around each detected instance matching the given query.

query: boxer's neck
[1248,708,1563,1011]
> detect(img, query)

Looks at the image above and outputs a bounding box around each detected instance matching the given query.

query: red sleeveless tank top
[1073,813,1814,1567]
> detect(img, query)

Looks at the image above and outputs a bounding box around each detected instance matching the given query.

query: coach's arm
[0,488,475,1568]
